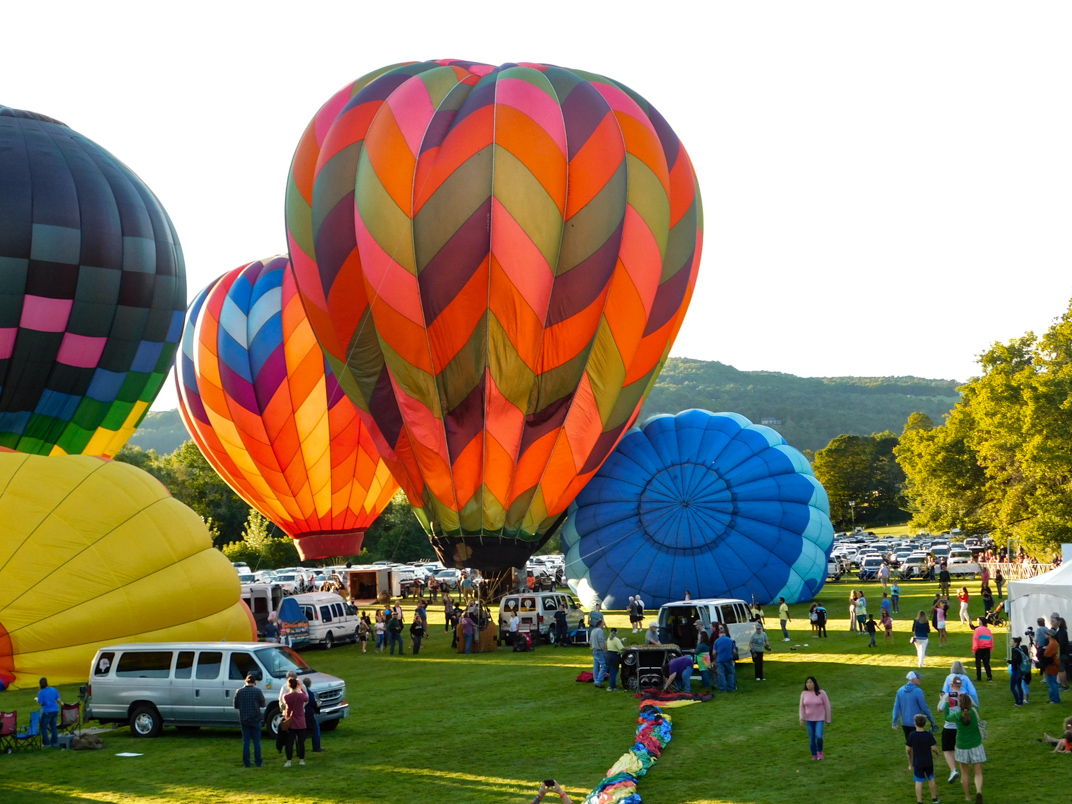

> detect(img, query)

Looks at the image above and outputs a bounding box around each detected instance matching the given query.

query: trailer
[347,567,401,603]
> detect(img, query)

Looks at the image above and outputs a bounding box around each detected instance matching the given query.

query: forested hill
[640,358,961,453]
[133,359,961,456]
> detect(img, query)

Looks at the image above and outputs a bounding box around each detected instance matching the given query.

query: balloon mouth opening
[293,531,366,561]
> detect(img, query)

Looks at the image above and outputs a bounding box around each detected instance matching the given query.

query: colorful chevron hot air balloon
[0,452,253,690]
[561,411,834,610]
[177,256,398,560]
[0,107,186,458]
[285,61,703,575]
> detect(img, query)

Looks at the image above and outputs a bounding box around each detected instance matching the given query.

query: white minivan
[86,641,348,738]
[656,598,755,656]
[289,592,360,649]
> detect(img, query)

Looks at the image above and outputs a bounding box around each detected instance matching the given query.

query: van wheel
[320,719,339,732]
[265,704,283,738]
[324,632,334,650]
[129,705,163,738]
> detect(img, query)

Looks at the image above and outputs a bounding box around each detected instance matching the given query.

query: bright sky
[6,2,1071,412]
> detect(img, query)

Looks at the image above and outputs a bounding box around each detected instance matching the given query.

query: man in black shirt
[233,674,266,768]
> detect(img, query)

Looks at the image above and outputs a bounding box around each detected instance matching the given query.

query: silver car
[86,642,348,738]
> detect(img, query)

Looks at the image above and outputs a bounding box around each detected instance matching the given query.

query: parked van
[289,592,360,649]
[240,583,285,637]
[498,591,577,644]
[85,642,348,738]
[656,598,754,656]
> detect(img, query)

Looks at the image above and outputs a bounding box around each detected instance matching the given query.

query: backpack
[1014,646,1031,675]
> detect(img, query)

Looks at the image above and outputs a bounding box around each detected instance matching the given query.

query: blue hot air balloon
[561,410,833,609]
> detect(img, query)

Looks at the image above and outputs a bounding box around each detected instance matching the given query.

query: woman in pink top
[799,676,832,760]
[282,676,309,767]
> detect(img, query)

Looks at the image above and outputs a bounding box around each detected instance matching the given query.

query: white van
[86,641,348,738]
[289,592,360,649]
[656,598,755,656]
[498,591,577,643]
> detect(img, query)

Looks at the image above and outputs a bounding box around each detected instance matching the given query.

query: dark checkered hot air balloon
[285,61,703,578]
[0,107,185,457]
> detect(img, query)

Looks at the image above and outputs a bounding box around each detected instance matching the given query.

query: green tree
[221,509,300,570]
[360,491,437,563]
[814,432,906,528]
[163,441,250,546]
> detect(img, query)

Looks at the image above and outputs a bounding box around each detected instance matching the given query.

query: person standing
[443,593,455,633]
[713,630,737,691]
[865,614,878,648]
[911,610,931,668]
[994,569,1005,600]
[626,596,638,633]
[1052,615,1070,690]
[971,617,993,682]
[1043,631,1062,703]
[778,597,791,642]
[302,677,324,753]
[936,674,971,784]
[375,612,386,652]
[891,582,901,614]
[35,678,61,749]
[1008,637,1027,706]
[879,561,891,593]
[938,565,951,599]
[387,611,404,655]
[893,670,935,755]
[233,674,265,767]
[943,692,985,804]
[798,676,831,760]
[815,601,828,638]
[856,591,868,632]
[749,622,771,680]
[848,591,858,633]
[508,610,520,646]
[957,588,971,627]
[605,628,625,691]
[281,677,308,767]
[590,616,608,688]
[881,609,895,645]
[905,713,941,804]
[933,599,949,647]
[410,615,426,655]
[460,611,476,654]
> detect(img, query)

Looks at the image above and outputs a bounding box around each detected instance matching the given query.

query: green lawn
[2,579,1068,804]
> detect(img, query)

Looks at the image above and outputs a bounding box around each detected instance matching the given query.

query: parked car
[858,556,885,581]
[434,569,461,590]
[86,642,348,738]
[898,554,933,580]
[656,598,754,656]
[498,592,577,643]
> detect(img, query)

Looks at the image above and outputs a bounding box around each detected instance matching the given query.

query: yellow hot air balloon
[0,452,253,690]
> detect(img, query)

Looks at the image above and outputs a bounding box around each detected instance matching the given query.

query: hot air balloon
[285,61,703,580]
[177,256,398,560]
[0,452,253,690]
[0,107,186,458]
[561,411,833,610]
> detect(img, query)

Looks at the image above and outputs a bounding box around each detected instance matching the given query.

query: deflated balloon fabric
[563,410,834,608]
[580,700,673,804]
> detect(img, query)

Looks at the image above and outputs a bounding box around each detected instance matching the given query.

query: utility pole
[848,500,856,530]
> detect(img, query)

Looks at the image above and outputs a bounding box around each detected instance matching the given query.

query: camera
[544,779,556,787]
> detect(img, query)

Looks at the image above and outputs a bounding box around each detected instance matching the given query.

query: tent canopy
[1007,562,1072,642]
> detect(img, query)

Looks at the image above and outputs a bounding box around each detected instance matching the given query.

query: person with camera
[530,780,574,804]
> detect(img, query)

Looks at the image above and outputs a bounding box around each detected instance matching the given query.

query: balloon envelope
[0,107,186,458]
[177,256,398,559]
[285,60,703,571]
[562,410,833,609]
[0,452,252,689]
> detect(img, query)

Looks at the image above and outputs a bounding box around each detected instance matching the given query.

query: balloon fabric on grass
[285,60,702,573]
[177,256,398,559]
[562,410,833,609]
[0,107,186,458]
[0,452,253,690]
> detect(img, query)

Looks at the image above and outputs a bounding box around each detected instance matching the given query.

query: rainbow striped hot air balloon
[0,452,253,690]
[177,256,398,560]
[285,61,703,576]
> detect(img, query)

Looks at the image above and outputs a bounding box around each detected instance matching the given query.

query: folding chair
[60,703,80,734]
[0,711,15,754]
[14,712,41,752]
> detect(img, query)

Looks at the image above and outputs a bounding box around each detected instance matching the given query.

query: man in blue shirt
[713,633,736,691]
[35,678,62,748]
[233,674,266,767]
[892,670,934,761]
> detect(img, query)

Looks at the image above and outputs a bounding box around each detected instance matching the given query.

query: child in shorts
[906,713,941,804]
[865,614,878,647]
[1053,730,1072,754]
[881,610,895,645]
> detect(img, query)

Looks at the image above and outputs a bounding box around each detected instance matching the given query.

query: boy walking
[906,713,941,804]
[865,614,878,647]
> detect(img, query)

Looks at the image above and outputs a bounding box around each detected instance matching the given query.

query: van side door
[190,650,228,723]
[221,651,262,724]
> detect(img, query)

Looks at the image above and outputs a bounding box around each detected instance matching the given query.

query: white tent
[1007,562,1072,641]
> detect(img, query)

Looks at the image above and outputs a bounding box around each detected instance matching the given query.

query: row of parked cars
[828,530,992,581]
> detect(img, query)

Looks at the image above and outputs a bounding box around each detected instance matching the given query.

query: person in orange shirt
[1044,633,1062,703]
[971,617,994,682]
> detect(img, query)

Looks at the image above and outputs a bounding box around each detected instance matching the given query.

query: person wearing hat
[589,614,608,688]
[748,621,772,681]
[645,621,660,645]
[936,673,969,783]
[893,670,935,758]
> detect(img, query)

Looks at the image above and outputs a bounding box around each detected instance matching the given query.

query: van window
[543,597,558,611]
[332,603,344,617]
[116,651,172,679]
[520,597,535,610]
[94,652,115,676]
[302,605,316,621]
[229,652,260,681]
[175,651,195,679]
[320,605,333,623]
[734,604,749,622]
[720,604,738,624]
[196,652,223,680]
[252,597,268,615]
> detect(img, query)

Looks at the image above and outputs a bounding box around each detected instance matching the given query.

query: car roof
[661,598,747,607]
[97,642,270,652]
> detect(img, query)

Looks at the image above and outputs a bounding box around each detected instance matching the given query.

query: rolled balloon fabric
[0,107,186,459]
[285,60,702,573]
[562,410,833,609]
[177,256,398,560]
[0,452,253,690]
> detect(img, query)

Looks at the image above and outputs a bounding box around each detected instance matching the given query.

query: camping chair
[60,703,80,734]
[0,711,16,754]
[14,712,41,751]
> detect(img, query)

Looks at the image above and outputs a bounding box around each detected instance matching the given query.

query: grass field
[2,577,1068,804]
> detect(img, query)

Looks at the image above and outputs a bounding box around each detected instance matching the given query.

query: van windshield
[257,646,314,678]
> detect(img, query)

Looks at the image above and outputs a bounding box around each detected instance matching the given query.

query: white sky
[5,1,1071,412]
